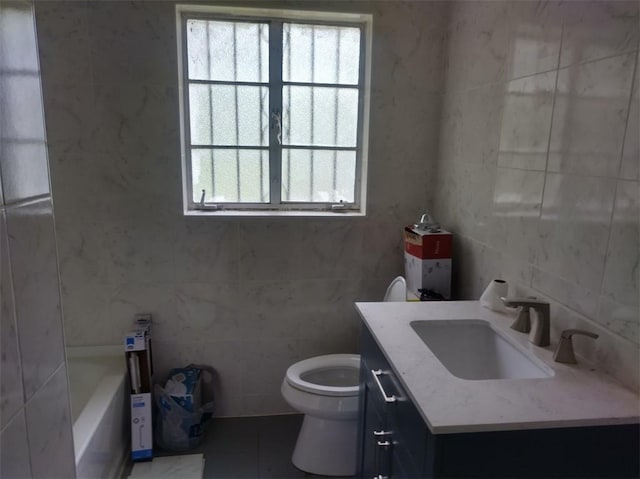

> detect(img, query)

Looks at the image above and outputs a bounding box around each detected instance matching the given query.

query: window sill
[184,209,366,218]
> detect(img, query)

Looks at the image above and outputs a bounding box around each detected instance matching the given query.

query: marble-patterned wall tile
[237,220,362,281]
[55,216,108,286]
[5,199,65,399]
[548,53,636,177]
[174,219,238,282]
[109,282,177,343]
[0,410,31,479]
[436,1,639,389]
[498,71,556,170]
[531,267,599,319]
[61,281,111,346]
[488,167,544,263]
[34,0,91,87]
[560,1,639,68]
[445,1,511,91]
[92,83,180,159]
[25,365,75,479]
[86,0,177,87]
[0,211,23,429]
[240,339,302,399]
[40,83,96,155]
[620,52,639,181]
[505,1,562,80]
[458,84,505,168]
[358,219,405,281]
[174,282,244,341]
[599,179,639,341]
[104,219,177,284]
[535,173,616,293]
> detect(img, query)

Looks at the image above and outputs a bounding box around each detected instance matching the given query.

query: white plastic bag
[154,365,215,451]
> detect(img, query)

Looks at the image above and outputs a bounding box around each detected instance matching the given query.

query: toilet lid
[286,354,361,397]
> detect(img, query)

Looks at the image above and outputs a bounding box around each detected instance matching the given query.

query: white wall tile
[434,2,639,389]
[600,180,639,311]
[505,1,562,80]
[86,0,178,87]
[6,199,65,399]
[25,365,75,479]
[0,410,31,479]
[35,0,91,87]
[548,53,636,177]
[488,167,544,263]
[498,72,556,170]
[559,1,639,68]
[535,173,616,293]
[620,52,639,181]
[0,211,23,428]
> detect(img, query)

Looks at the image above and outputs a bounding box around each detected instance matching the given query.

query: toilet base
[292,414,358,476]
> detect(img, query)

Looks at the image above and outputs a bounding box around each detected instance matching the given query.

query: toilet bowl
[281,354,360,476]
[281,276,407,476]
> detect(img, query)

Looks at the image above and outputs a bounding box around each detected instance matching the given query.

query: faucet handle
[553,329,599,364]
[500,297,549,308]
[561,329,599,340]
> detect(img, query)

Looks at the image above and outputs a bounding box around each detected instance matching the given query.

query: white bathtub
[67,346,129,479]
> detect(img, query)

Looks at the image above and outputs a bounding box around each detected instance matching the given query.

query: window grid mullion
[333,28,341,198]
[309,26,315,202]
[285,25,291,201]
[206,22,215,199]
[258,25,265,201]
[268,21,283,206]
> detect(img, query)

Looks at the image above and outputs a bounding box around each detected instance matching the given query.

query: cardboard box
[126,315,153,461]
[403,226,452,299]
[130,393,153,461]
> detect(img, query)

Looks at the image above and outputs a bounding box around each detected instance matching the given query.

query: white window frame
[176,4,373,216]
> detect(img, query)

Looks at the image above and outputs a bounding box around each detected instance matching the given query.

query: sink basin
[410,320,554,380]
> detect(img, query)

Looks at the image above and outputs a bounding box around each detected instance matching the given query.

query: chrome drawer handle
[371,369,396,403]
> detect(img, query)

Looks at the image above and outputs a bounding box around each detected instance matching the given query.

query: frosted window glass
[189,85,268,146]
[191,149,214,202]
[283,86,358,147]
[192,149,269,203]
[282,149,355,202]
[283,23,360,85]
[187,20,268,83]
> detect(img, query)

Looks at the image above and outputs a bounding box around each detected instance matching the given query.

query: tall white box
[125,316,153,461]
[403,226,453,299]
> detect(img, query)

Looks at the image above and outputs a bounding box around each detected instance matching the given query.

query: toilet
[281,276,407,476]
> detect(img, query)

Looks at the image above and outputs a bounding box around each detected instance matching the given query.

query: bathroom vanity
[356,301,640,478]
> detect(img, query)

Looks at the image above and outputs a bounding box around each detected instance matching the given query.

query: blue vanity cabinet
[358,325,640,479]
[358,326,430,478]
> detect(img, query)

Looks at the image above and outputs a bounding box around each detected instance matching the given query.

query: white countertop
[356,300,640,434]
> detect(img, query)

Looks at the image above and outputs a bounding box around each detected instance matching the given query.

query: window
[176,6,372,215]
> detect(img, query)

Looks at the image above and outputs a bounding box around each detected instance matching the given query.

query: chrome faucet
[553,329,599,364]
[500,297,551,347]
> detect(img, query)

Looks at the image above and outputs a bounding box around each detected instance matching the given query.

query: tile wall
[35,1,449,416]
[433,1,639,391]
[0,1,75,477]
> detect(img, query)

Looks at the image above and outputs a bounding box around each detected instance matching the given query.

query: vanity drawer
[360,327,429,478]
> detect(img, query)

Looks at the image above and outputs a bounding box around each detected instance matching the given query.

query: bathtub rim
[66,346,127,467]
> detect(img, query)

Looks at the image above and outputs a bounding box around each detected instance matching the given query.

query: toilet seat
[285,354,360,397]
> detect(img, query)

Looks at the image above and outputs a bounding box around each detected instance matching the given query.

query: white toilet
[281,276,407,476]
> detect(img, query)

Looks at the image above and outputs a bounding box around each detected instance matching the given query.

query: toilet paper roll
[479,279,509,312]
